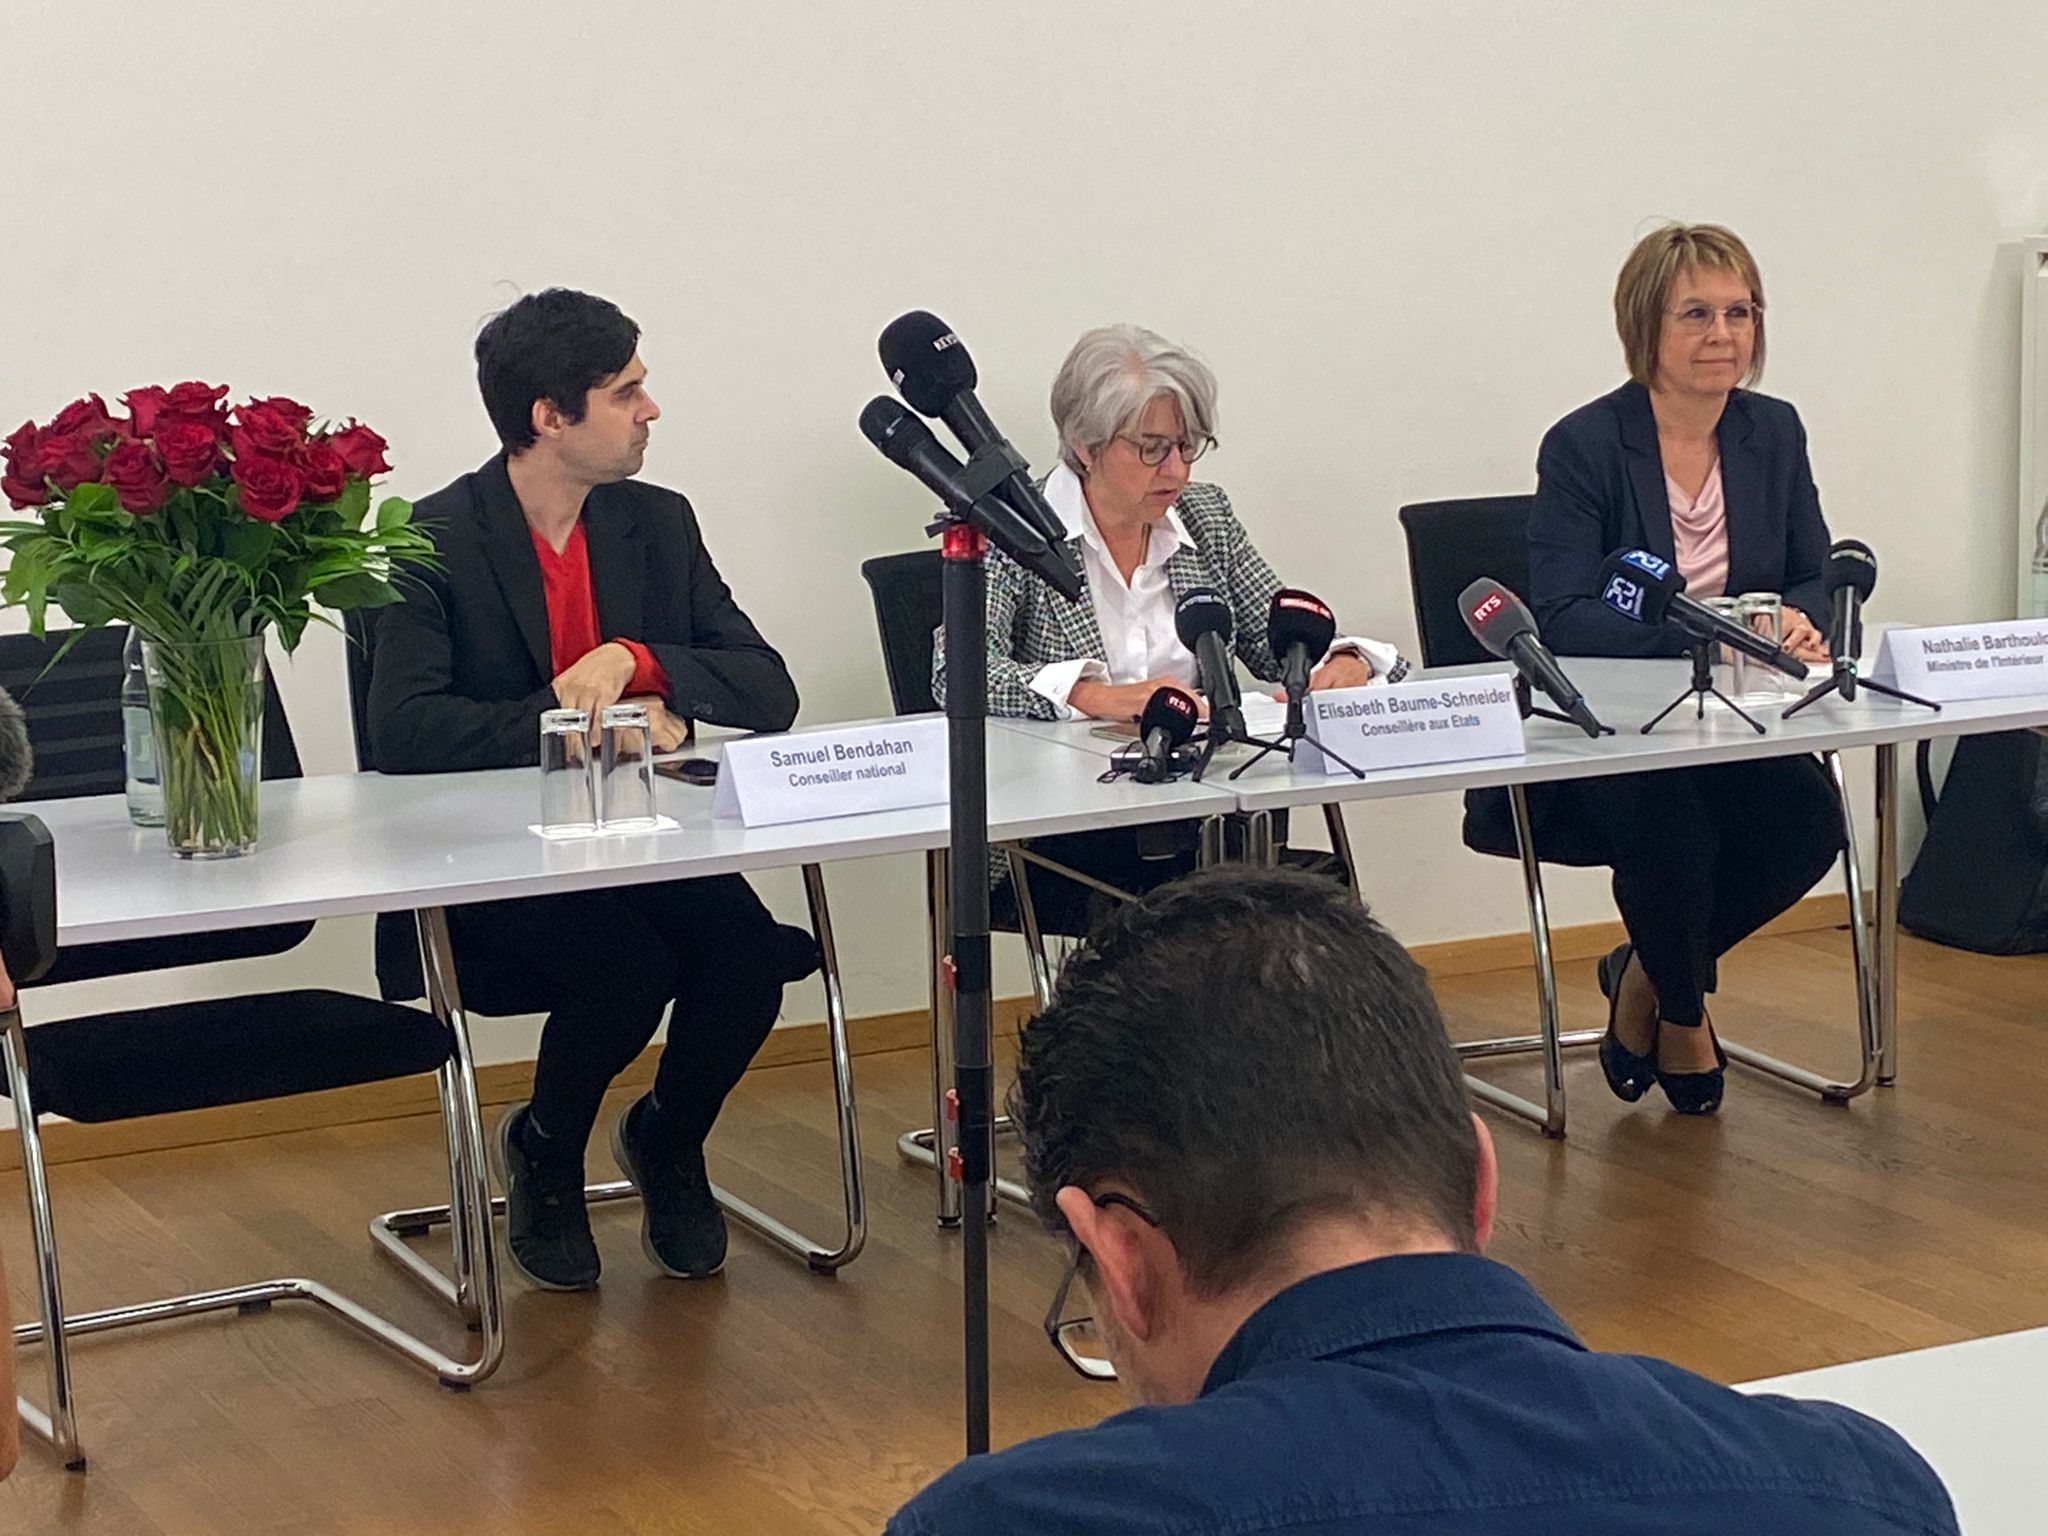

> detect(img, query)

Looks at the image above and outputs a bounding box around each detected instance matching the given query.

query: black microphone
[1174,588,1245,741]
[0,687,30,802]
[1596,549,1809,679]
[1824,539,1877,699]
[858,397,1085,601]
[1267,589,1335,740]
[879,311,1078,563]
[1134,685,1199,783]
[1458,578,1609,738]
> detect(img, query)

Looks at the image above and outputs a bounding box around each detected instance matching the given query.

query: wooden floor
[3,927,2046,1533]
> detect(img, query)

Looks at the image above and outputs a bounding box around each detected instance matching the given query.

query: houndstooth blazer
[932,480,1363,719]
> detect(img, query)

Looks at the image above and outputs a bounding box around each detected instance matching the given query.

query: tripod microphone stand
[1510,673,1615,737]
[1781,655,1939,720]
[1641,638,1767,735]
[1212,697,1367,782]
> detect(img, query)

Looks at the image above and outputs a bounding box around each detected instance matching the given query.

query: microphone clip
[1511,673,1614,738]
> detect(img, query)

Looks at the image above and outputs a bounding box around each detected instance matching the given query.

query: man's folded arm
[643,537,798,734]
[367,573,560,773]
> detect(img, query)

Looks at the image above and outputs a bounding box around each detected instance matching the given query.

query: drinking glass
[598,702,659,830]
[539,708,597,836]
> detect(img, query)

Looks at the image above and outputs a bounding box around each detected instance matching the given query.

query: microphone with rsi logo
[1596,549,1809,679]
[1134,685,1199,783]
[1824,539,1877,696]
[858,397,1084,601]
[879,311,1079,584]
[1458,579,1610,738]
[1268,589,1336,739]
[1173,588,1246,742]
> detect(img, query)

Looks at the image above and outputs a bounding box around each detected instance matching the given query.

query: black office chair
[0,624,500,1473]
[340,608,867,1278]
[1394,499,1879,1134]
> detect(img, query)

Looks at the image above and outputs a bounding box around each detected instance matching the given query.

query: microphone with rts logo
[1134,686,1200,783]
[1458,578,1610,738]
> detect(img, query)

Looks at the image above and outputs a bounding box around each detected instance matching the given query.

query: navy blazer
[1528,381,1830,656]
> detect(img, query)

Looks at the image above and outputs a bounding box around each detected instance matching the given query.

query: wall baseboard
[1,892,1854,1173]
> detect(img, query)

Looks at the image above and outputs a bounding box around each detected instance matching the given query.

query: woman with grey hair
[933,324,1404,930]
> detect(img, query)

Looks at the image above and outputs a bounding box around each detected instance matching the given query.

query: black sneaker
[609,1096,727,1278]
[491,1102,600,1291]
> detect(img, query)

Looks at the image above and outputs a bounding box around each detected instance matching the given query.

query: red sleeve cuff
[617,640,670,699]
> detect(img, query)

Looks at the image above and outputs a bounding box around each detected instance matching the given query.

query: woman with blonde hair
[1519,223,1843,1116]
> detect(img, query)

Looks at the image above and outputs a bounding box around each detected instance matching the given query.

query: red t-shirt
[529,522,668,696]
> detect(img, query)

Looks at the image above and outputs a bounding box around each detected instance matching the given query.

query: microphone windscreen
[1268,589,1336,657]
[1457,577,1537,658]
[879,310,978,416]
[1825,539,1877,600]
[0,686,31,802]
[1173,588,1234,650]
[1597,549,1684,625]
[1139,685,1200,748]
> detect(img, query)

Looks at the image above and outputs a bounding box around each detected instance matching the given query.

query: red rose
[247,395,314,429]
[158,381,231,436]
[2,420,47,508]
[47,393,119,443]
[156,421,221,486]
[329,421,391,477]
[123,385,171,435]
[231,402,304,461]
[232,453,302,522]
[36,432,101,492]
[103,440,169,514]
[294,439,347,502]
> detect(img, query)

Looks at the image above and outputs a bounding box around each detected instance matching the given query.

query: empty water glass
[1732,591,1785,700]
[599,702,658,830]
[1702,596,1744,698]
[539,708,597,836]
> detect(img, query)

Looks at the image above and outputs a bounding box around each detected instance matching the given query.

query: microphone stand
[1217,703,1367,782]
[1781,658,1939,720]
[1641,638,1766,735]
[1511,673,1615,737]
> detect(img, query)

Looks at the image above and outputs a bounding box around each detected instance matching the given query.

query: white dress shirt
[1026,463,1396,718]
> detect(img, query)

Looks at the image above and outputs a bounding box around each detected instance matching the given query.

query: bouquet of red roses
[0,382,432,652]
[0,383,435,855]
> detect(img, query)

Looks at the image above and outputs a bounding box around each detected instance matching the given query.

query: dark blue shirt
[888,1253,1956,1536]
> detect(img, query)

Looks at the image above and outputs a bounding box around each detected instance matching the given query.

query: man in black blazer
[369,289,814,1291]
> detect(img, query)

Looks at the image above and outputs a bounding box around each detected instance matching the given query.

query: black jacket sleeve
[1527,422,1687,659]
[645,530,798,733]
[366,564,559,774]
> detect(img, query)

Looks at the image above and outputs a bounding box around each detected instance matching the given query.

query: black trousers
[446,874,806,1159]
[1566,756,1845,1026]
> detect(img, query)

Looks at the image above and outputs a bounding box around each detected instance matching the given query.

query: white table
[1743,1328,2048,1534]
[4,723,1239,1467]
[999,660,2048,1134]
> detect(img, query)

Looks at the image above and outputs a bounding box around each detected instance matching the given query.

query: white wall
[2,0,2045,1045]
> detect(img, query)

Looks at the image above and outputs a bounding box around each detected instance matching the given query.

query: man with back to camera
[368,288,817,1291]
[887,868,1956,1535]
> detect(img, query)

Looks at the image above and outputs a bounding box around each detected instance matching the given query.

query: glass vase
[139,635,266,859]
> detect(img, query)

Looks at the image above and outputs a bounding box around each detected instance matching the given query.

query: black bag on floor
[1897,729,2048,953]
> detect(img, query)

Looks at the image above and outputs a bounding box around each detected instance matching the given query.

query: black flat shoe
[1596,942,1658,1103]
[1655,1021,1728,1116]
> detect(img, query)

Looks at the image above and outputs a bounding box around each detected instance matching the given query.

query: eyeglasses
[1116,433,1216,467]
[1044,1190,1161,1381]
[1668,301,1762,335]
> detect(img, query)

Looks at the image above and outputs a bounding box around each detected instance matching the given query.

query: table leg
[1876,742,1900,1086]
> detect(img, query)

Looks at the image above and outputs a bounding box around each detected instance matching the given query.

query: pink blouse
[1667,460,1729,599]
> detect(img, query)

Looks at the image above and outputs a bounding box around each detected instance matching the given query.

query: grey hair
[1049,324,1218,476]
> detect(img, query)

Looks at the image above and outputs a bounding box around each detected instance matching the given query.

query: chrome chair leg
[1322,802,1365,907]
[4,1003,84,1469]
[375,884,868,1277]
[10,907,505,1474]
[1719,751,1879,1103]
[1007,846,1055,1013]
[1457,784,1570,1137]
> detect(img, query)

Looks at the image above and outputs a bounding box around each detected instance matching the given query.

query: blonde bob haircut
[1614,223,1766,390]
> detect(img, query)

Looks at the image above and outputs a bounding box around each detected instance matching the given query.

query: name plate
[1869,621,2048,702]
[712,717,948,827]
[1298,674,1525,774]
